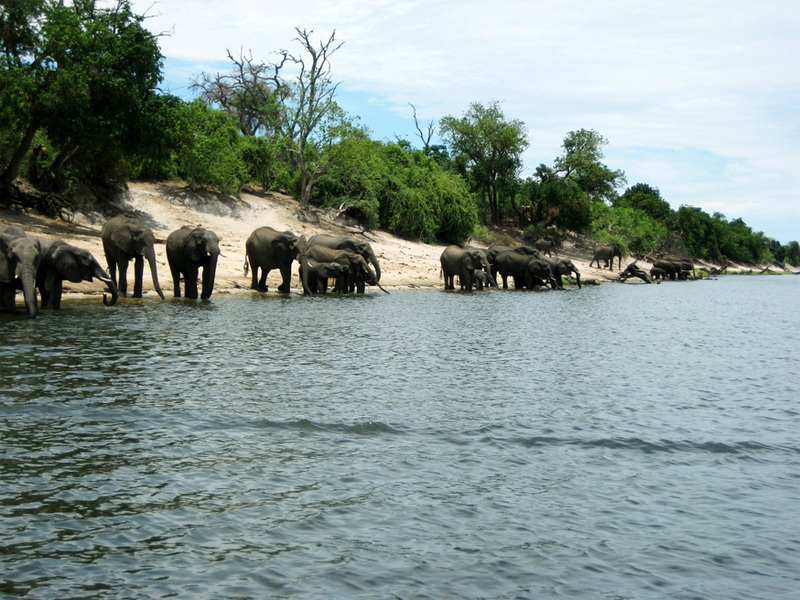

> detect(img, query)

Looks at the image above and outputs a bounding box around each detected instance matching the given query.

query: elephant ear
[111,223,137,255]
[294,235,308,257]
[53,245,84,283]
[0,235,13,283]
[187,230,204,262]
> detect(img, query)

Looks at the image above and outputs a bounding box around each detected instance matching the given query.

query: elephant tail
[243,257,250,277]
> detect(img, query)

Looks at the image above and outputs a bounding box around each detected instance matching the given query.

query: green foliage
[0,0,163,201]
[439,101,528,225]
[552,129,626,204]
[174,100,245,195]
[676,206,773,263]
[313,139,477,242]
[615,183,674,225]
[592,204,668,256]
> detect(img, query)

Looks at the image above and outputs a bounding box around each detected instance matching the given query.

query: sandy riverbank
[1,181,795,299]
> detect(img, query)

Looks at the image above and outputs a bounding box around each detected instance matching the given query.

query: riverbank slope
[1,181,796,297]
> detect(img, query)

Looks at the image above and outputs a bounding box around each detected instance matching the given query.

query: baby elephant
[303,259,348,294]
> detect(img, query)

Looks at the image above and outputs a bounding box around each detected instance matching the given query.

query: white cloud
[128,0,800,241]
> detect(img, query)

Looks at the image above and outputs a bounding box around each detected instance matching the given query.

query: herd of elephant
[0,216,387,319]
[440,241,695,291]
[584,243,695,283]
[440,241,582,291]
[2,217,697,319]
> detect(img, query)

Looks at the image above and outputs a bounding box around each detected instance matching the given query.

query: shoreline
[2,181,797,302]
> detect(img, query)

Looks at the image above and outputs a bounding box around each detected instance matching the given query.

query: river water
[1,275,798,599]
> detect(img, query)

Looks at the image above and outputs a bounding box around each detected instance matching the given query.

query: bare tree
[192,49,288,137]
[278,28,351,209]
[410,103,436,152]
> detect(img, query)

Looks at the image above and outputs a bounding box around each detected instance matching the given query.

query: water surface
[2,276,798,598]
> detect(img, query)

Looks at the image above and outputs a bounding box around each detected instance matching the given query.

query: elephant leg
[278,265,291,293]
[133,255,144,297]
[117,260,129,297]
[0,283,15,313]
[184,266,199,299]
[258,267,269,292]
[51,278,63,309]
[169,263,182,298]
[249,264,259,290]
[108,260,118,294]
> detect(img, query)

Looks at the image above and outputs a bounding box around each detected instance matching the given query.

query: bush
[174,100,245,195]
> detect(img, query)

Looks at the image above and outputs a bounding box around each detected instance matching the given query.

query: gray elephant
[244,226,310,294]
[618,262,651,283]
[650,266,667,281]
[533,237,558,257]
[36,239,118,309]
[101,215,165,299]
[166,226,220,299]
[653,257,695,280]
[302,259,349,294]
[486,244,540,282]
[306,245,387,294]
[472,270,493,291]
[0,225,41,318]
[440,245,495,291]
[307,234,381,284]
[546,257,581,289]
[589,243,623,270]
[494,250,556,289]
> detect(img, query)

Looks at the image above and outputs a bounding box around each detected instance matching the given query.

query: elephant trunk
[368,253,381,282]
[146,249,165,299]
[101,274,118,306]
[201,255,217,299]
[574,271,581,289]
[298,253,311,295]
[17,267,38,319]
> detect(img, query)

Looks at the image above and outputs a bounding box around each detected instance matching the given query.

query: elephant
[494,250,556,289]
[472,270,493,290]
[649,266,667,281]
[545,257,582,289]
[0,225,41,318]
[101,215,165,299]
[36,238,118,309]
[244,226,310,294]
[652,258,694,280]
[618,262,652,283]
[486,244,540,281]
[440,245,496,291]
[302,259,349,294]
[533,237,558,257]
[305,245,387,294]
[166,226,220,299]
[589,243,623,270]
[307,234,381,284]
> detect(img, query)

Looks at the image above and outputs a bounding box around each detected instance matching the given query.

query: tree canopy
[0,0,163,200]
[439,101,528,225]
[0,7,795,264]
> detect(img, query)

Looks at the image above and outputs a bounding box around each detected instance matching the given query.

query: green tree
[551,129,626,204]
[519,130,625,234]
[439,101,528,225]
[174,100,245,195]
[313,139,477,242]
[615,183,674,225]
[0,0,163,201]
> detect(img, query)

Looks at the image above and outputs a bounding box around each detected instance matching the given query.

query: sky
[128,0,799,243]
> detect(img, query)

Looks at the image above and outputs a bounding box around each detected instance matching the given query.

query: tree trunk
[0,121,40,201]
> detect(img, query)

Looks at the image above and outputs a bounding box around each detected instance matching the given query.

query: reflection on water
[2,277,799,598]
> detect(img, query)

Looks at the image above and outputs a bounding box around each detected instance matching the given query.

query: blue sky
[129,0,799,243]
